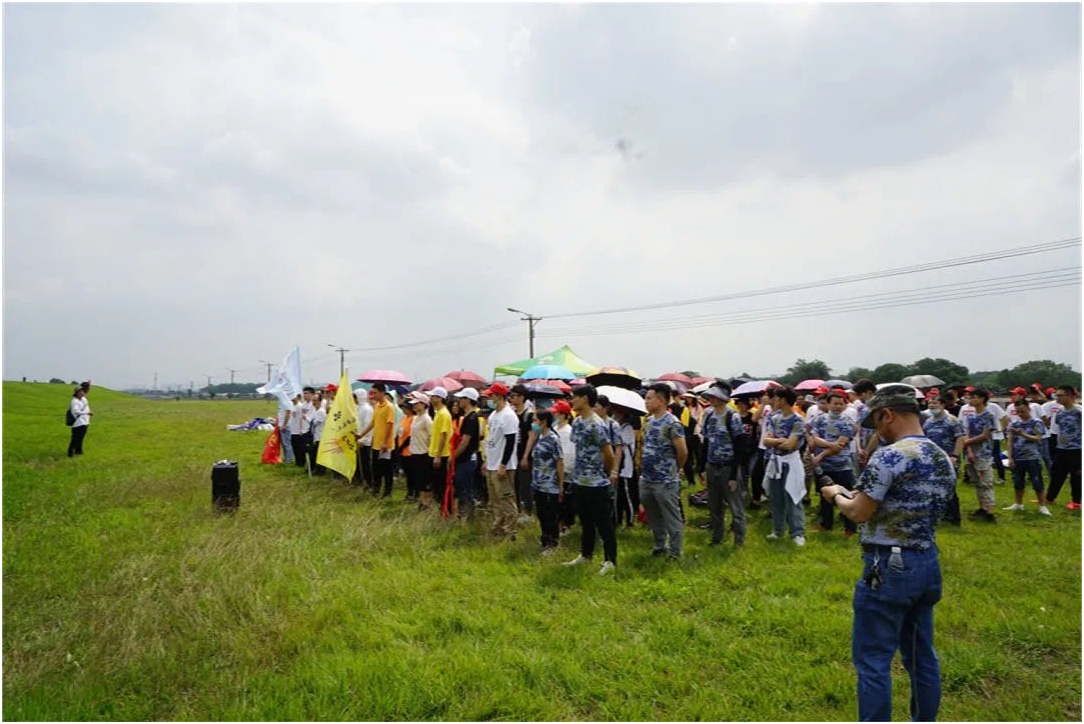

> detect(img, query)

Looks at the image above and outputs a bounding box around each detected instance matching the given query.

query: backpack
[65,406,76,426]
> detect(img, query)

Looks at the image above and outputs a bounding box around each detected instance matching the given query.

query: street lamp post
[507,307,541,358]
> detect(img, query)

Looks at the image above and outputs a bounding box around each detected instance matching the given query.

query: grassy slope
[3,382,1080,721]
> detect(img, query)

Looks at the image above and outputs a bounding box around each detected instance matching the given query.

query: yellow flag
[317,371,359,480]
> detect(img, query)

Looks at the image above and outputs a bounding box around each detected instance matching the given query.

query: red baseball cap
[551,400,572,415]
[1010,387,1027,396]
[482,382,509,397]
[1046,387,1056,395]
[814,386,829,395]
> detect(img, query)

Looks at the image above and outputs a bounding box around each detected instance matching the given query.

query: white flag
[257,346,303,408]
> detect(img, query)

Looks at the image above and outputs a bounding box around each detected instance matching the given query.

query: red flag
[262,426,283,464]
[443,423,462,518]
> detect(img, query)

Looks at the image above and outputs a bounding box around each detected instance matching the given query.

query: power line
[540,236,1081,320]
[540,267,1081,337]
[538,276,1080,340]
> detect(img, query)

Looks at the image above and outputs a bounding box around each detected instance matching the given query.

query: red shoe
[1066,502,1082,511]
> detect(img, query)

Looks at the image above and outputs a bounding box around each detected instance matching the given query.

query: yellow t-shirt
[429,406,453,458]
[372,400,396,450]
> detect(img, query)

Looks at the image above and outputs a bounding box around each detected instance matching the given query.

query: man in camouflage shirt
[922,392,965,526]
[1004,399,1049,515]
[640,383,689,558]
[700,385,747,547]
[821,385,955,722]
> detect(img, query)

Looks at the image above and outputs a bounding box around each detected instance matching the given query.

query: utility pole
[226,367,238,385]
[507,308,541,358]
[153,371,158,391]
[205,374,213,390]
[258,359,273,382]
[327,343,350,377]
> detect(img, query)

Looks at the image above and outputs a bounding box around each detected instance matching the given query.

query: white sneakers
[1003,503,1025,511]
[541,548,557,557]
[563,554,587,567]
[1039,505,1052,516]
[766,532,781,541]
[598,561,615,576]
[793,536,806,547]
[517,514,534,525]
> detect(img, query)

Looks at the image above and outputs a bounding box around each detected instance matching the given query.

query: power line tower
[226,368,238,385]
[258,359,273,382]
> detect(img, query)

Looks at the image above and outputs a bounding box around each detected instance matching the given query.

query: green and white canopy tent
[493,345,599,378]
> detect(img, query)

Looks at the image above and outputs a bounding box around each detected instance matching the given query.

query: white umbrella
[691,380,715,394]
[596,385,647,415]
[900,374,946,388]
[732,380,778,396]
[876,382,924,399]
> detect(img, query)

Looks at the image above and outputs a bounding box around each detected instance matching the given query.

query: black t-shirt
[457,411,480,463]
[516,407,534,458]
[739,411,755,438]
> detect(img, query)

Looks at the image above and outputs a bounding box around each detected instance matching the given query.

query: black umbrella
[525,384,566,400]
[585,367,642,391]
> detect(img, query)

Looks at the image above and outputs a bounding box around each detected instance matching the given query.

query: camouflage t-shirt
[855,436,955,551]
[965,409,997,457]
[701,407,745,465]
[641,412,685,485]
[1056,406,1082,450]
[571,414,611,487]
[922,413,964,457]
[531,429,562,494]
[809,413,856,472]
[1009,418,1046,461]
[768,412,804,458]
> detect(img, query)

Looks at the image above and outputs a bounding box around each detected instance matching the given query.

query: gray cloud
[3,4,1080,389]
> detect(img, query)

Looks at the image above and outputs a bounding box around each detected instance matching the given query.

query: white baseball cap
[428,386,448,399]
[454,388,479,401]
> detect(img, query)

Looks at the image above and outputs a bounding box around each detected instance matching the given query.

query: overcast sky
[4,3,1081,390]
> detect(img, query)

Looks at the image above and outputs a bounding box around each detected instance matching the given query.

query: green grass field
[3,382,1080,721]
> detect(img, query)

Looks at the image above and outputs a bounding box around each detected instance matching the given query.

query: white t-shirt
[356,401,374,445]
[289,403,309,435]
[958,403,975,433]
[409,413,432,455]
[70,397,90,427]
[987,402,1007,440]
[1042,400,1064,436]
[485,405,520,471]
[311,408,327,442]
[757,404,773,450]
[556,422,576,469]
[619,423,635,478]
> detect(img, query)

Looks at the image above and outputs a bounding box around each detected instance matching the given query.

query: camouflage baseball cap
[861,385,922,429]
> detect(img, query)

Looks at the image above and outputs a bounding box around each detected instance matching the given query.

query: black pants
[684,435,700,486]
[614,475,637,527]
[1047,447,1082,504]
[68,425,88,456]
[371,449,393,495]
[405,454,429,498]
[430,456,448,501]
[560,485,577,528]
[576,485,617,563]
[943,467,962,524]
[475,462,488,506]
[751,450,768,502]
[310,437,326,475]
[534,490,561,549]
[291,433,311,469]
[991,438,1005,480]
[516,466,533,513]
[354,444,373,485]
[818,469,856,532]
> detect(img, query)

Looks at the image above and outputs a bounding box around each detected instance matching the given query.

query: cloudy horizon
[4,3,1081,390]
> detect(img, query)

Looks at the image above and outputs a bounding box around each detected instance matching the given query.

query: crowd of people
[270,377,1083,571]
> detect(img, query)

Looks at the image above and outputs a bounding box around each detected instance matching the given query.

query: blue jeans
[767,467,805,538]
[454,457,478,516]
[1012,459,1043,492]
[281,425,294,463]
[852,546,943,722]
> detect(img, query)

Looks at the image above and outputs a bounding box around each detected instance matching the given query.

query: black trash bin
[212,461,240,513]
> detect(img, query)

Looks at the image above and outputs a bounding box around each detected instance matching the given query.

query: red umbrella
[660,372,695,387]
[357,370,412,385]
[690,376,714,386]
[420,376,464,393]
[445,370,488,390]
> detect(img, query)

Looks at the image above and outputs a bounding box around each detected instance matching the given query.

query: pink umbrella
[660,372,695,387]
[690,376,715,386]
[795,379,826,391]
[445,370,488,390]
[357,369,412,385]
[526,379,571,393]
[419,376,464,393]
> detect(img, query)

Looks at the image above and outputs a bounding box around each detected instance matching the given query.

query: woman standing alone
[68,386,93,457]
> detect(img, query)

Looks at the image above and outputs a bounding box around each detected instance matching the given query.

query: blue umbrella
[521,364,576,381]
